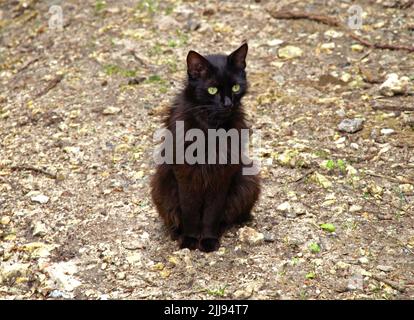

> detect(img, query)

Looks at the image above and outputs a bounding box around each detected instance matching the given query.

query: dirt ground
[1,0,414,299]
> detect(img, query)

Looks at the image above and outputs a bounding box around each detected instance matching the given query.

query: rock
[49,289,71,299]
[0,216,10,225]
[312,172,332,189]
[46,261,81,292]
[399,184,413,193]
[380,128,395,136]
[402,113,414,127]
[0,262,30,284]
[277,201,291,212]
[267,39,284,47]
[349,205,362,213]
[379,73,410,96]
[32,222,48,237]
[347,274,363,291]
[30,194,49,204]
[324,30,343,38]
[156,15,180,31]
[320,42,335,53]
[351,44,364,52]
[338,118,364,133]
[122,239,145,250]
[116,272,126,280]
[102,106,121,115]
[358,257,369,264]
[278,46,303,59]
[233,287,253,299]
[22,242,53,258]
[376,265,394,272]
[238,227,264,245]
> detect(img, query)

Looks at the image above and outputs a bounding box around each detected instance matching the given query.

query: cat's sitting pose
[151,43,260,252]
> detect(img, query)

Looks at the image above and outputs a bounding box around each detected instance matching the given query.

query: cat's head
[185,43,248,112]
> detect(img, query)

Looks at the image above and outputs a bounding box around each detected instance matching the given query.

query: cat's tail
[223,172,261,227]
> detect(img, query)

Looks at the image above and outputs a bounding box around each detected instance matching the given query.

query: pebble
[102,106,121,115]
[267,39,284,47]
[379,73,410,96]
[338,118,364,133]
[399,184,413,193]
[156,15,180,31]
[278,46,303,59]
[233,287,253,299]
[46,261,82,292]
[349,205,362,213]
[358,257,369,265]
[376,265,394,272]
[0,262,30,283]
[351,44,364,52]
[380,128,395,136]
[32,222,48,237]
[30,194,49,204]
[116,272,126,280]
[0,216,11,225]
[49,290,71,299]
[238,227,264,245]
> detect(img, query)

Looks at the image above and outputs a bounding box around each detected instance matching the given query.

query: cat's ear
[228,43,248,70]
[187,51,211,79]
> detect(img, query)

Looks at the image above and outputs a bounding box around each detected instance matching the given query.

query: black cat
[151,43,260,252]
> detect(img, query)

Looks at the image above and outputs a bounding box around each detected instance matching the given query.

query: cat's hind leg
[150,164,182,240]
[223,172,260,229]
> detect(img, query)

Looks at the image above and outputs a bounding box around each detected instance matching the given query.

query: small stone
[156,15,180,31]
[32,222,47,236]
[320,42,335,52]
[233,287,253,299]
[399,184,413,193]
[351,44,364,52]
[116,272,126,280]
[277,201,291,212]
[379,73,410,96]
[312,172,332,189]
[238,226,264,245]
[0,216,11,225]
[376,265,394,272]
[335,261,351,270]
[0,262,30,283]
[347,274,363,291]
[380,128,395,136]
[31,194,49,204]
[46,261,81,292]
[349,205,362,213]
[267,39,284,47]
[324,30,343,38]
[122,239,144,250]
[102,106,121,115]
[338,118,364,133]
[359,257,369,265]
[263,233,275,242]
[49,290,71,299]
[350,143,359,150]
[278,46,303,59]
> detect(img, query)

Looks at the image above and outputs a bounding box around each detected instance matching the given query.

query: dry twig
[267,9,414,53]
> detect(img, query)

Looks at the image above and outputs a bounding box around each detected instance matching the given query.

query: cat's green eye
[208,87,218,95]
[232,84,241,93]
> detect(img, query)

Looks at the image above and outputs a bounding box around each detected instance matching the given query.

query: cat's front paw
[199,238,220,252]
[179,236,198,250]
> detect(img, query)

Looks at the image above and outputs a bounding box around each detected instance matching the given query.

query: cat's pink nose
[223,96,232,108]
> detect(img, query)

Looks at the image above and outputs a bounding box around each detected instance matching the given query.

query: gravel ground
[0,0,414,299]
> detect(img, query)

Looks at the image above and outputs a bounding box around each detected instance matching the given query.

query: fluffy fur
[151,43,260,252]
